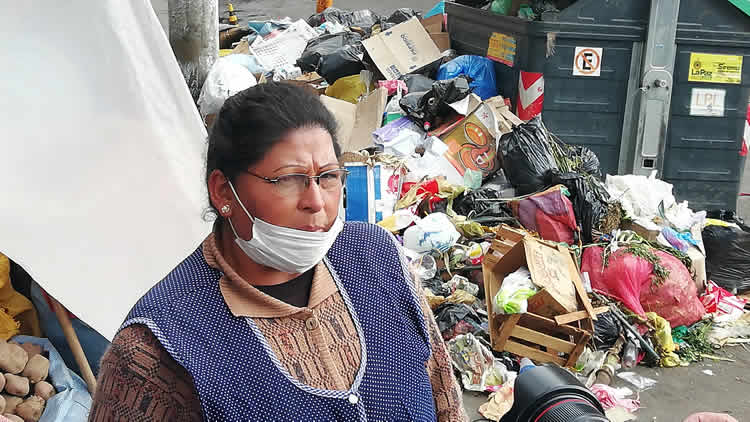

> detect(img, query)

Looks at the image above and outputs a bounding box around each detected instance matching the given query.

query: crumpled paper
[478,382,514,421]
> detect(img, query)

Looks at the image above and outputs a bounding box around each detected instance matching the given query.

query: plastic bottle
[622,340,639,369]
[383,88,405,125]
[490,0,513,15]
[410,255,437,281]
[519,358,536,375]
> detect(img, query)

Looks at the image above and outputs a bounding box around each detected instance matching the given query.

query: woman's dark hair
[205,82,340,220]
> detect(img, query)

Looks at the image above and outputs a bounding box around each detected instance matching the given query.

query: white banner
[0,1,212,340]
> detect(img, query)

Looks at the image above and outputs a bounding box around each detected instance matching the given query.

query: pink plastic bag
[589,384,640,412]
[582,247,705,327]
[512,186,578,244]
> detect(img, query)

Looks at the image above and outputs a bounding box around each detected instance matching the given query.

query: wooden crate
[493,313,592,367]
[482,225,598,367]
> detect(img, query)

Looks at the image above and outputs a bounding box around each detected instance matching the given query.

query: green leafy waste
[673,320,713,362]
[603,242,670,287]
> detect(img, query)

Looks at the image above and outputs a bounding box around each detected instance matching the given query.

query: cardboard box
[362,17,442,80]
[321,88,388,153]
[420,15,451,53]
[429,33,451,53]
[621,220,660,243]
[420,15,444,33]
[439,103,500,178]
[343,163,399,223]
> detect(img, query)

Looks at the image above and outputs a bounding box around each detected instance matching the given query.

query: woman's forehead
[255,127,337,170]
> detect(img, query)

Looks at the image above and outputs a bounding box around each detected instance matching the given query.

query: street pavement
[463,347,750,421]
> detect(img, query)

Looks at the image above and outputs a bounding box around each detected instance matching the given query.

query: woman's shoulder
[131,245,222,314]
[90,324,202,421]
[339,221,398,249]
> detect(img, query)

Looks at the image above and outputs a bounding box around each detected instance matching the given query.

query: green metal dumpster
[447,0,750,211]
[665,0,750,210]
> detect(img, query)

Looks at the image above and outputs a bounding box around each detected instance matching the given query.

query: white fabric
[0,1,211,340]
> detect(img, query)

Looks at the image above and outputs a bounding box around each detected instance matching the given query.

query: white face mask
[226,180,344,274]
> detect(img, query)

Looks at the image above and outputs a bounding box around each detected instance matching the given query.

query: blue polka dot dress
[123,222,438,421]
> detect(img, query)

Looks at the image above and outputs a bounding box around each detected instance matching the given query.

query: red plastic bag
[582,247,705,327]
[700,281,747,316]
[511,186,578,244]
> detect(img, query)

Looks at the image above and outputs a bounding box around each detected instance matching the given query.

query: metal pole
[632,0,681,177]
[168,0,218,100]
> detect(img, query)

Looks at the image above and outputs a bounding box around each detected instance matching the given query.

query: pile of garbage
[203,3,750,421]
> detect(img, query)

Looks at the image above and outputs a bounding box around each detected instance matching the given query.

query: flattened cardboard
[420,15,444,33]
[348,87,388,152]
[523,239,578,314]
[320,95,356,152]
[362,17,442,80]
[430,33,451,52]
[439,103,499,178]
[322,88,388,153]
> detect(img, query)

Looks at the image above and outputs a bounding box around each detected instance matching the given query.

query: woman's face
[211,126,341,239]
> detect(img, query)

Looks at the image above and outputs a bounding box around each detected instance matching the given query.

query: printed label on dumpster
[487,33,517,67]
[689,53,743,84]
[690,88,726,117]
[573,47,602,77]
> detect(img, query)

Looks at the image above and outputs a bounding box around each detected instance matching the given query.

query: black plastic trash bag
[702,225,750,293]
[399,76,471,128]
[454,0,491,7]
[318,43,366,84]
[593,311,622,350]
[500,116,559,195]
[385,8,421,24]
[307,8,381,33]
[297,32,362,73]
[543,170,610,243]
[706,209,750,232]
[433,303,483,341]
[452,187,516,225]
[423,276,452,297]
[574,145,602,177]
[401,74,435,94]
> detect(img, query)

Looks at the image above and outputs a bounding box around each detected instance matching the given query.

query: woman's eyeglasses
[245,168,349,196]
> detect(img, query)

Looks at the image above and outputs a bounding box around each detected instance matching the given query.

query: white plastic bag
[493,267,537,314]
[403,213,461,253]
[198,57,258,119]
[605,171,675,222]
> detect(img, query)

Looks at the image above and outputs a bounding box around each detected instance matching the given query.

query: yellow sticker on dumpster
[689,53,743,84]
[487,32,516,67]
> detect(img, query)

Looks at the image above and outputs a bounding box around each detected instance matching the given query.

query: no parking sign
[573,47,603,77]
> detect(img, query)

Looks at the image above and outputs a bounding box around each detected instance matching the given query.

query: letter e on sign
[573,47,603,77]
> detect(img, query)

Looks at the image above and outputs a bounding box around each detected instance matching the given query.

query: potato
[16,345,41,361]
[16,396,44,422]
[0,394,5,414]
[3,414,23,422]
[3,374,29,397]
[21,356,48,384]
[32,382,54,401]
[0,374,6,392]
[0,344,28,375]
[1,395,22,414]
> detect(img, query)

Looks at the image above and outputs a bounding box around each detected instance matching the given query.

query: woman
[89,82,466,421]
